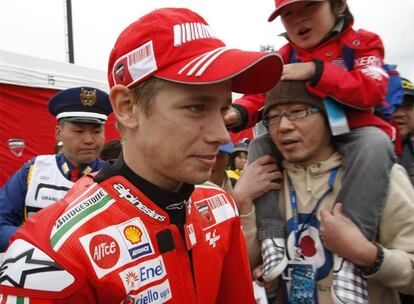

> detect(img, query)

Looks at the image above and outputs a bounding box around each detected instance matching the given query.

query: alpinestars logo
[166,200,186,210]
[0,248,63,287]
[113,183,166,221]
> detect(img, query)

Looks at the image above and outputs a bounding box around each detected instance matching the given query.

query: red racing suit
[234,24,395,139]
[0,173,254,303]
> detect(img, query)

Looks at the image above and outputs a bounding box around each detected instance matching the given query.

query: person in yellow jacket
[227,141,249,187]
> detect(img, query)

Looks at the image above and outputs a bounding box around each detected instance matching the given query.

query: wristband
[359,242,384,276]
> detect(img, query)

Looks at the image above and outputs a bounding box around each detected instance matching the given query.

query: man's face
[267,103,334,167]
[393,99,414,139]
[56,121,105,167]
[124,81,231,191]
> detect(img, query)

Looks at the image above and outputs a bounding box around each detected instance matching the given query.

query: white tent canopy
[0,49,108,91]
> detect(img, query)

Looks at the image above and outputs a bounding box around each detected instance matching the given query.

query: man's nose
[82,131,95,143]
[278,115,294,130]
[207,114,231,146]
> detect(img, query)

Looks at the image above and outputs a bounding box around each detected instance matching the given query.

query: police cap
[48,87,112,124]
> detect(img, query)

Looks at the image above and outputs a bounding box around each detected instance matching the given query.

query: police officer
[0,87,112,251]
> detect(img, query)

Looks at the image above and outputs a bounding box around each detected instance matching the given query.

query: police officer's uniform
[0,87,112,251]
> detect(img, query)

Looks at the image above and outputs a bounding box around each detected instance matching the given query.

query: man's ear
[109,85,139,129]
[55,124,62,141]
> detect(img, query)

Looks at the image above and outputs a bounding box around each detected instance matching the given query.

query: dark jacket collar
[94,155,194,222]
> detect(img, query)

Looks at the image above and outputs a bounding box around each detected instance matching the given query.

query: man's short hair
[130,78,170,115]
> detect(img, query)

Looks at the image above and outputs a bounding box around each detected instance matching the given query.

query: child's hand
[223,106,241,129]
[281,62,315,81]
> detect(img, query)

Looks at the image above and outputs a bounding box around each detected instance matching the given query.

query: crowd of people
[0,0,413,303]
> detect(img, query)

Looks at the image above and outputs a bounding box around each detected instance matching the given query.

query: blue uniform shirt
[0,153,104,251]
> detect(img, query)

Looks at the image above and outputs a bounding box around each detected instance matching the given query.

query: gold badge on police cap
[80,88,97,106]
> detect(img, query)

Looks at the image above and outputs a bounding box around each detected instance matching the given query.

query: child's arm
[226,93,266,131]
[306,30,388,109]
[225,45,292,131]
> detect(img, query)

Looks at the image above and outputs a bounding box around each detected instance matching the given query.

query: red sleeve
[0,201,92,303]
[307,30,388,109]
[216,216,256,304]
[233,93,266,129]
[232,43,291,130]
[0,288,96,304]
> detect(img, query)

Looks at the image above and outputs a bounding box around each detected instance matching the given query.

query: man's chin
[284,154,308,166]
[184,171,212,186]
[77,156,98,165]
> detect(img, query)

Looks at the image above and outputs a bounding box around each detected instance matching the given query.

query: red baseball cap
[108,8,283,94]
[268,0,324,22]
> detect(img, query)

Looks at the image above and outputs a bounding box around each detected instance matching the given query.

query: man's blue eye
[189,105,204,112]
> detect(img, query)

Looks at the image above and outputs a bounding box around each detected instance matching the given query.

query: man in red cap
[0,8,283,303]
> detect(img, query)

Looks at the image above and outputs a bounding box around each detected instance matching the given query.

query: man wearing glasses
[238,80,414,303]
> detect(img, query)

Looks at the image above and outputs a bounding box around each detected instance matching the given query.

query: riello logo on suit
[89,234,121,269]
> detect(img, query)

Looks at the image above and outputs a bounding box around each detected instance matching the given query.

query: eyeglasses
[263,107,321,127]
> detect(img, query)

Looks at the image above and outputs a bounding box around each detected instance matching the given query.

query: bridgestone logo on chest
[50,188,115,250]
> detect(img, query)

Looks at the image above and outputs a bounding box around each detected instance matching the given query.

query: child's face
[280,0,336,49]
[234,152,247,171]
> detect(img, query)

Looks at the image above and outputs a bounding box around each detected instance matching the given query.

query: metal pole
[65,0,75,63]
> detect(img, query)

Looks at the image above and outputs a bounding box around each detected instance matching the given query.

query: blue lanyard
[287,167,339,248]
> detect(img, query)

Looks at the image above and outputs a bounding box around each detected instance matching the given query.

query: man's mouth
[281,138,298,145]
[80,148,96,153]
[195,154,217,167]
